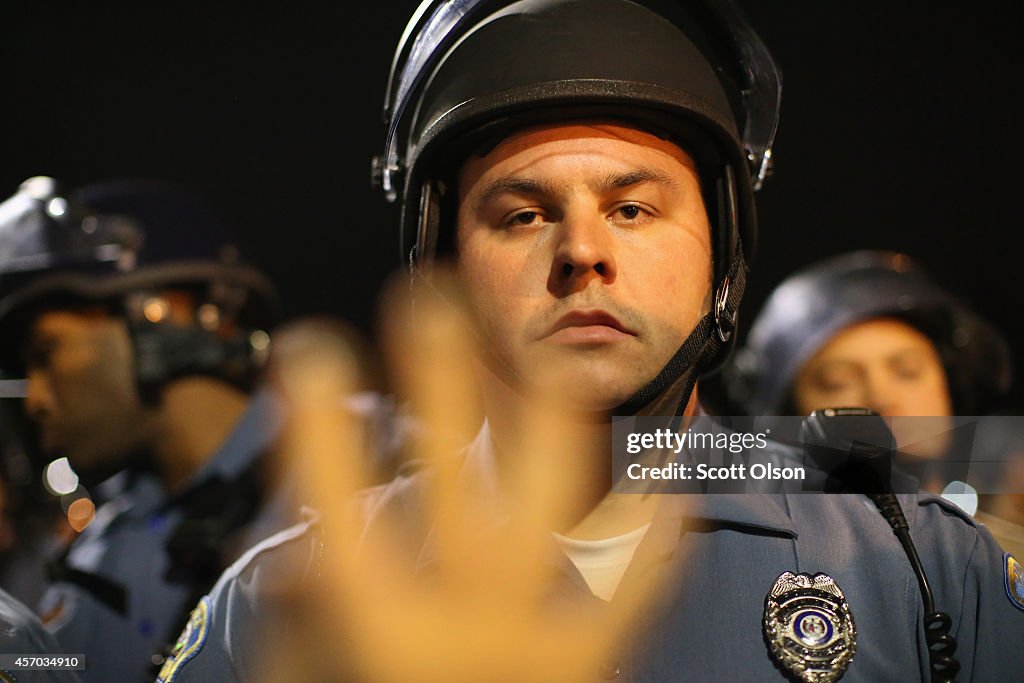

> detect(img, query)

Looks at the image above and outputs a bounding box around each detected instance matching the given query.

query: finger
[494,391,585,604]
[273,320,372,580]
[380,269,489,583]
[276,323,368,498]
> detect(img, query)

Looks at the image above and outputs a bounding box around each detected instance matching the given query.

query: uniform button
[599,660,621,679]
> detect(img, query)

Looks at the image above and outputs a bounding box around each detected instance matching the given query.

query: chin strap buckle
[714,275,736,343]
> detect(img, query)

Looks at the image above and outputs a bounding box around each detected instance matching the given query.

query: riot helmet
[374,0,781,414]
[728,251,1013,415]
[0,177,281,401]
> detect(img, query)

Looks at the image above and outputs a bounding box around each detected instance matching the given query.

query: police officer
[726,250,1012,420]
[0,177,295,682]
[167,1,1024,681]
[727,249,1024,550]
[728,250,1014,482]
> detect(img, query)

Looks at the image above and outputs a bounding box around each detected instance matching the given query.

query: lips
[543,310,636,345]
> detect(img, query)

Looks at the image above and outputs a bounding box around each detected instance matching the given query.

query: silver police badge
[763,571,856,683]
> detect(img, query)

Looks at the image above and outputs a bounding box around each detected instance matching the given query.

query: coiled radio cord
[867,492,960,682]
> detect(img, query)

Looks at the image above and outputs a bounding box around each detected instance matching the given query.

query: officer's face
[793,318,952,417]
[23,309,160,477]
[792,317,953,456]
[456,123,712,410]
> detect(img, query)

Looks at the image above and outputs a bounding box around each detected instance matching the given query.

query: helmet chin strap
[612,251,746,419]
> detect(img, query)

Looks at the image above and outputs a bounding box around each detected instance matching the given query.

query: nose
[550,211,617,293]
[24,369,54,423]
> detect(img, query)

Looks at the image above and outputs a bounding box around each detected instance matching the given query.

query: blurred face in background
[793,317,953,457]
[22,308,160,480]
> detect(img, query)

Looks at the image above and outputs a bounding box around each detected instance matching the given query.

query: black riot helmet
[374,0,781,414]
[728,251,1013,415]
[0,177,281,400]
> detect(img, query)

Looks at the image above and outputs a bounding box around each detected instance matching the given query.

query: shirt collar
[122,388,281,520]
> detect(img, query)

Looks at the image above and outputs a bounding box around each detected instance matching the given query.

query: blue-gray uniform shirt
[164,427,1024,682]
[0,587,80,683]
[37,390,293,683]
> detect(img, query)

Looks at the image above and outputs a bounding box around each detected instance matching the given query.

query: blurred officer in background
[726,250,1023,547]
[166,1,1024,681]
[727,250,1012,420]
[0,176,292,682]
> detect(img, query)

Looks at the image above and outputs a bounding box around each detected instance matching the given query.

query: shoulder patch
[156,596,211,682]
[1005,554,1024,612]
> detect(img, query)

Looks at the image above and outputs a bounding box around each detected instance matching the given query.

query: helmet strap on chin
[612,159,745,421]
[612,249,746,420]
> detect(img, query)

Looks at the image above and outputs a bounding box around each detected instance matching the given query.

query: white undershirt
[553,524,652,601]
[466,423,654,601]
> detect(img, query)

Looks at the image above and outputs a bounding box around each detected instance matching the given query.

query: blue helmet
[0,177,281,397]
[728,251,1013,415]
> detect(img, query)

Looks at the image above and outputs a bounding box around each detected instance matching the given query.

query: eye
[503,210,544,228]
[609,203,653,224]
[23,339,55,370]
[893,367,922,381]
[513,211,538,224]
[891,357,924,380]
[816,378,852,393]
[813,368,860,393]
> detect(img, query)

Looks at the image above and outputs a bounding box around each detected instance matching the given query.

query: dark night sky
[5,2,1023,404]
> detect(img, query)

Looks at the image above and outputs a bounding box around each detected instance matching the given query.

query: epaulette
[917,494,978,528]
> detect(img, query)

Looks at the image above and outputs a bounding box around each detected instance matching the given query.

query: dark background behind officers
[4,1,1022,405]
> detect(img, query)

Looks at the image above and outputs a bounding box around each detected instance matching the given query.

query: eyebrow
[594,168,679,194]
[475,177,562,210]
[475,167,679,211]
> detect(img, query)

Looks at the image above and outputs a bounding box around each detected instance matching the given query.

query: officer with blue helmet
[0,176,296,682]
[726,250,1012,420]
[726,250,1015,489]
[166,2,1024,681]
[727,248,1024,552]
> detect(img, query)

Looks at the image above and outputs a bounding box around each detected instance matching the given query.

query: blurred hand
[267,273,667,682]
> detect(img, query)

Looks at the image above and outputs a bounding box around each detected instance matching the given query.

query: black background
[5,2,1023,405]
